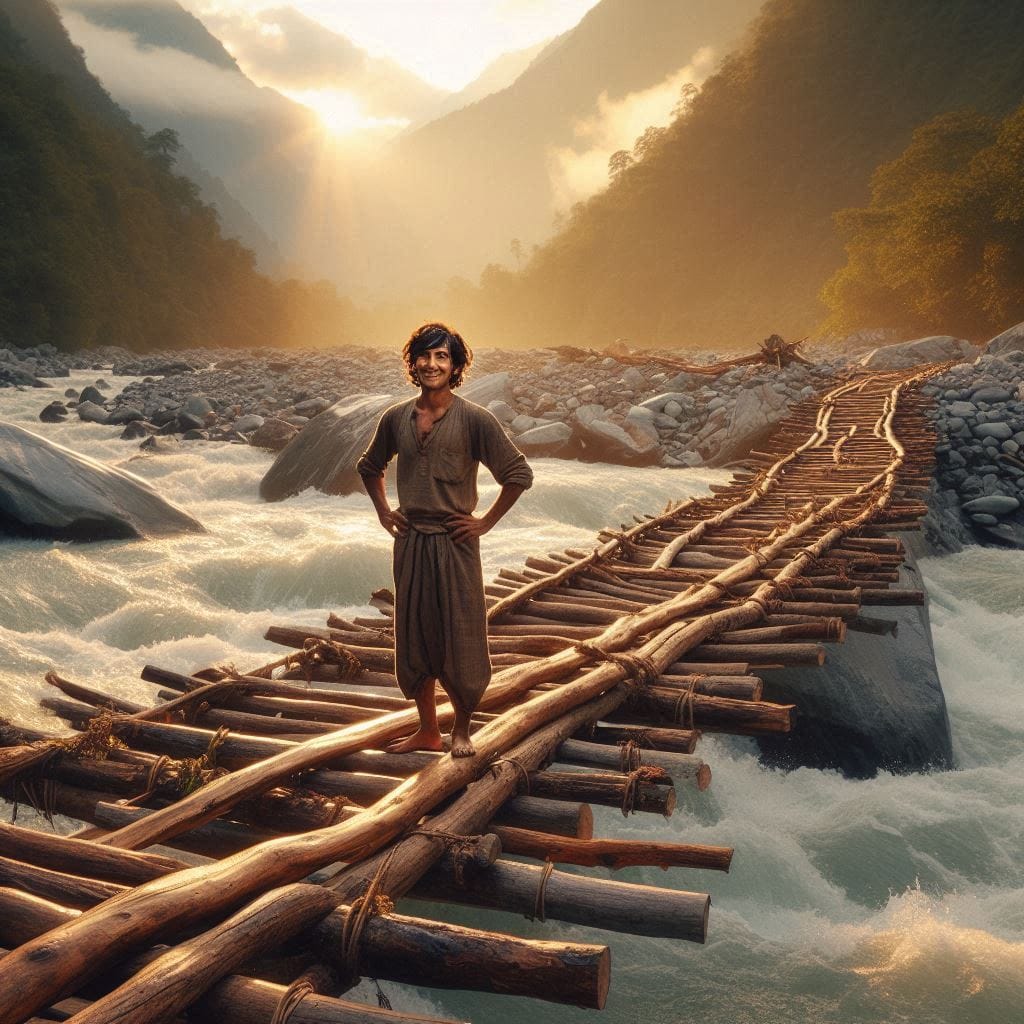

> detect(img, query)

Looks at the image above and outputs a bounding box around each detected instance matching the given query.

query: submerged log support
[412,857,709,942]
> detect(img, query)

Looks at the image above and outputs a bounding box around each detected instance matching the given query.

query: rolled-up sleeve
[356,408,396,478]
[474,408,533,490]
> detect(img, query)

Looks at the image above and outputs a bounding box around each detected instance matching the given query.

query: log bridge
[0,366,944,1023]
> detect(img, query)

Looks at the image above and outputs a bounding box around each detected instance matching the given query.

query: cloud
[193,5,443,119]
[547,47,717,210]
[59,9,270,118]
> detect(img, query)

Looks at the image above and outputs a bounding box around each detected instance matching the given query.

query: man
[356,323,533,757]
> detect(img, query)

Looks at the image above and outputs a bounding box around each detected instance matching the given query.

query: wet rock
[985,320,1024,356]
[232,414,265,433]
[758,545,953,778]
[250,417,299,452]
[138,435,181,454]
[972,422,1012,441]
[75,401,109,424]
[0,419,204,540]
[39,401,68,423]
[106,406,145,425]
[78,385,105,405]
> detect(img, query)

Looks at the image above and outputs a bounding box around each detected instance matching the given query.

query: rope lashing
[412,827,488,888]
[600,529,637,561]
[621,765,669,817]
[672,678,698,730]
[283,638,364,683]
[618,739,642,773]
[487,756,532,796]
[337,845,399,992]
[572,643,659,689]
[526,860,556,923]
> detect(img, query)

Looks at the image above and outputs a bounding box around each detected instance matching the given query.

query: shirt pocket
[433,447,472,484]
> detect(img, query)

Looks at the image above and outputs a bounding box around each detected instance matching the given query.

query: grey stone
[78,385,105,405]
[119,420,158,440]
[970,513,999,526]
[487,400,516,424]
[176,412,206,431]
[75,401,109,424]
[947,400,975,417]
[232,414,265,433]
[510,414,538,434]
[985,320,1024,356]
[515,421,573,456]
[973,421,1012,441]
[38,401,68,423]
[663,400,683,418]
[250,417,299,452]
[260,393,394,501]
[970,386,1012,404]
[138,435,180,454]
[106,406,145,425]
[757,546,952,778]
[293,397,331,418]
[182,395,214,417]
[860,335,975,369]
[962,495,1020,515]
[0,420,204,540]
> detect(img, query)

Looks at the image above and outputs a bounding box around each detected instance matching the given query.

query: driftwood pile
[557,333,814,377]
[0,366,942,1023]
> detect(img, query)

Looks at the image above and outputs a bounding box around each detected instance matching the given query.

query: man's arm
[447,484,525,543]
[362,472,409,537]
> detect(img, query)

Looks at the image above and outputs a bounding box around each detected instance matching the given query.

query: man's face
[416,343,454,391]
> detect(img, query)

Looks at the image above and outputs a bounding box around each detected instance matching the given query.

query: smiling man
[356,323,533,757]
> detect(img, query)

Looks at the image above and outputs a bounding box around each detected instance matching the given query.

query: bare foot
[386,729,444,754]
[450,727,476,758]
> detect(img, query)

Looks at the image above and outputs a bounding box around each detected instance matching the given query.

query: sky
[185,0,602,93]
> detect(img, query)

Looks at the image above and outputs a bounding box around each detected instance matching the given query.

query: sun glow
[281,87,409,138]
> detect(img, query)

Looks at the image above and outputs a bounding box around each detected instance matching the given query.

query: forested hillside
[460,0,1024,348]
[0,2,356,350]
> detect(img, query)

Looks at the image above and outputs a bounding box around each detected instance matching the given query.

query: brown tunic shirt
[356,394,534,529]
[356,394,533,707]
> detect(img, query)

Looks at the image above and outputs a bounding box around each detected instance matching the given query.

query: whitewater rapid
[1,373,1022,1024]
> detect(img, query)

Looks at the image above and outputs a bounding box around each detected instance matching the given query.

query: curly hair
[402,322,473,389]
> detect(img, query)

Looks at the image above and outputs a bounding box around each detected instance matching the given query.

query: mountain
[331,0,764,299]
[460,0,1024,348]
[0,0,356,350]
[54,0,323,268]
[417,37,552,125]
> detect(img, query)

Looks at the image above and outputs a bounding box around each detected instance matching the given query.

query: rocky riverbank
[7,330,1024,548]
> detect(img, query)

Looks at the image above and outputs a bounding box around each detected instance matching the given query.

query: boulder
[233,414,265,434]
[515,421,573,457]
[260,394,395,501]
[757,543,953,777]
[250,417,299,452]
[39,401,68,423]
[0,420,204,540]
[106,406,145,425]
[293,397,331,418]
[860,335,975,369]
[75,401,109,424]
[120,420,158,440]
[78,385,105,405]
[709,383,790,464]
[962,494,1020,516]
[973,421,1012,441]
[457,372,512,408]
[985,320,1024,356]
[572,412,660,465]
[138,435,180,454]
[487,399,516,425]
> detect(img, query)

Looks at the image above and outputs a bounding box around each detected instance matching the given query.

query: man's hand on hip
[446,513,490,543]
[379,509,410,537]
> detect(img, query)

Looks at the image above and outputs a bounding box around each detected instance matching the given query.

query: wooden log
[492,795,594,838]
[670,661,749,675]
[525,769,675,816]
[313,907,610,1009]
[0,855,124,909]
[412,858,709,942]
[55,885,338,1023]
[687,642,826,666]
[609,689,795,735]
[0,889,462,1024]
[491,826,731,872]
[656,673,762,700]
[555,738,710,790]
[581,723,700,755]
[0,820,184,885]
[713,619,846,644]
[860,588,925,606]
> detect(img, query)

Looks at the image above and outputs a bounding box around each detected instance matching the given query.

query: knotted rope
[526,860,556,923]
[487,756,532,796]
[573,643,659,689]
[621,764,669,817]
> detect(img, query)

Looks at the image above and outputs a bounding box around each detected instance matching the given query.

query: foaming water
[2,377,1023,1023]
